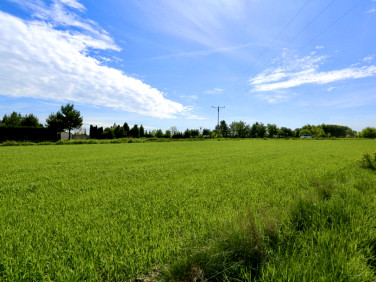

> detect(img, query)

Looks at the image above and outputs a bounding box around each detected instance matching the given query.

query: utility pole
[212,106,225,136]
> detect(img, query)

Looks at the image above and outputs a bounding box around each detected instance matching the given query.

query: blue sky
[0,0,375,132]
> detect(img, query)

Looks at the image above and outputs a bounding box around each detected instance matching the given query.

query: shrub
[1,141,19,146]
[360,127,376,138]
[38,141,54,145]
[87,139,98,144]
[360,151,376,170]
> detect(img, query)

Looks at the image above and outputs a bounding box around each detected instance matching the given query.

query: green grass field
[1,139,376,280]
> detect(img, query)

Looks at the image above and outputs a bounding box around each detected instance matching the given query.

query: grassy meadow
[0,139,376,280]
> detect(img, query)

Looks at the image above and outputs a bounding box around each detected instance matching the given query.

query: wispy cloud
[180,95,198,100]
[255,90,296,104]
[136,0,247,48]
[0,5,188,118]
[366,8,376,13]
[60,0,86,12]
[249,52,376,92]
[204,88,223,95]
[147,42,255,60]
[363,55,374,62]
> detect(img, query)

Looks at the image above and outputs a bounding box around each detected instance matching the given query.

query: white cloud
[0,11,188,118]
[315,45,324,49]
[60,0,86,12]
[204,88,223,95]
[366,8,376,13]
[363,55,374,62]
[326,87,336,92]
[7,0,119,51]
[249,53,376,92]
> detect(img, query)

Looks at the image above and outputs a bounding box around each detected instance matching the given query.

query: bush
[38,141,54,145]
[360,151,376,170]
[360,127,376,138]
[1,141,19,146]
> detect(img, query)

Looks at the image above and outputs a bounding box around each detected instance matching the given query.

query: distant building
[57,132,71,140]
[57,132,89,140]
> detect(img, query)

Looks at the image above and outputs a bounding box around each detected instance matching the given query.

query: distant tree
[130,124,139,138]
[103,127,115,139]
[2,112,22,127]
[183,129,191,138]
[277,129,285,138]
[256,122,266,138]
[123,122,130,137]
[2,112,42,127]
[279,127,293,137]
[46,104,82,140]
[172,131,183,139]
[202,128,211,138]
[90,125,97,139]
[90,125,104,139]
[219,120,229,137]
[311,126,326,138]
[144,130,153,138]
[229,121,248,138]
[190,129,200,137]
[139,125,145,138]
[299,128,312,137]
[267,123,278,138]
[164,130,171,138]
[21,114,41,127]
[155,129,163,138]
[114,124,125,138]
[46,113,64,132]
[321,124,356,138]
[250,122,259,138]
[293,128,301,138]
[360,127,376,138]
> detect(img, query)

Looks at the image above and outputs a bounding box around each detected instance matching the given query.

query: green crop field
[1,139,376,281]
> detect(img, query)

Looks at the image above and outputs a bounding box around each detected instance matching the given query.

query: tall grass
[162,210,278,281]
[0,139,375,280]
[360,151,376,170]
[161,164,376,281]
[160,148,376,280]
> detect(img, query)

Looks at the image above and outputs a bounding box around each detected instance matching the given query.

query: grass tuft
[162,211,278,281]
[360,151,376,170]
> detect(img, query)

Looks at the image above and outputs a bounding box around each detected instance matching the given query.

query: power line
[222,0,363,105]
[217,0,313,105]
[298,0,366,51]
[285,0,337,47]
[258,0,311,59]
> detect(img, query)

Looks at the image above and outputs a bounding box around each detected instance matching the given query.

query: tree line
[1,104,82,141]
[89,120,376,139]
[1,103,376,141]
